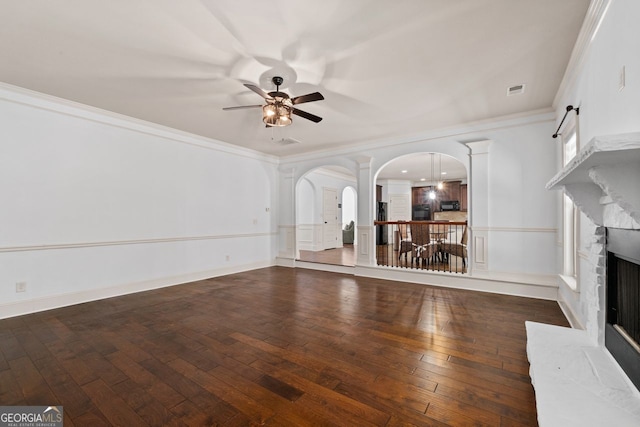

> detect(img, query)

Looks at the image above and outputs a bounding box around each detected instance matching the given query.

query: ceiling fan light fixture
[263,104,276,117]
[263,103,292,127]
[225,76,322,127]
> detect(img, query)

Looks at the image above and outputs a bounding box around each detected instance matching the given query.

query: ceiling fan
[223,76,324,127]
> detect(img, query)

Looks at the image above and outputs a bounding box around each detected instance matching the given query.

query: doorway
[342,186,357,245]
[295,166,357,267]
[322,187,338,250]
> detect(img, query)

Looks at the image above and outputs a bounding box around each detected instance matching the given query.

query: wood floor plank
[167,357,275,423]
[249,358,390,426]
[106,351,186,409]
[0,266,569,426]
[0,369,27,405]
[31,353,94,419]
[110,379,184,427]
[209,364,327,427]
[8,356,58,406]
[81,379,149,427]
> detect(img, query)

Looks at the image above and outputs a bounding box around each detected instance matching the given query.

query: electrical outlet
[225,255,230,262]
[16,282,27,293]
[253,219,258,225]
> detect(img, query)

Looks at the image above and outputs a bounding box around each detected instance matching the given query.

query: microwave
[440,200,460,211]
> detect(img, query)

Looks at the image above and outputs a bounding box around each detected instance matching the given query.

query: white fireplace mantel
[546,132,640,227]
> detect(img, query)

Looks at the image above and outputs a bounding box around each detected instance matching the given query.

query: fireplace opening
[606,227,640,391]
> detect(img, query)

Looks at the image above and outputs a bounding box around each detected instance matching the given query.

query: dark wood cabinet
[460,184,468,211]
[411,181,464,217]
[440,181,461,203]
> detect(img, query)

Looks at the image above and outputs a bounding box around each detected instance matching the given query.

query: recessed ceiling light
[420,178,426,181]
[401,170,408,174]
[441,172,447,175]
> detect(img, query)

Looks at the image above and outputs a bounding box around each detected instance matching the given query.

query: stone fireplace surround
[526,133,640,425]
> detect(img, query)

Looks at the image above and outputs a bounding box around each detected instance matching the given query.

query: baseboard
[275,256,296,268]
[557,288,586,330]
[0,260,274,319]
[295,261,355,275]
[354,265,559,300]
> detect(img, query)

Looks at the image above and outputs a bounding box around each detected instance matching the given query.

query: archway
[295,166,357,266]
[375,152,468,270]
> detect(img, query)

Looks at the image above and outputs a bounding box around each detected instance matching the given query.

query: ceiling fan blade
[291,92,324,105]
[244,84,272,100]
[291,108,323,123]
[222,105,263,111]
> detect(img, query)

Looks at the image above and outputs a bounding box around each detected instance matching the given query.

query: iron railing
[374,220,468,274]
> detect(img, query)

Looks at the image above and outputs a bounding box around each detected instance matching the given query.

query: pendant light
[437,154,444,190]
[428,153,437,200]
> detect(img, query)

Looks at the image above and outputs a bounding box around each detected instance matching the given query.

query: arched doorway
[295,166,357,266]
[375,152,468,271]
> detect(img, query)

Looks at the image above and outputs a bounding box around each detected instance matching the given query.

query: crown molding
[553,0,613,108]
[0,82,280,165]
[280,109,554,165]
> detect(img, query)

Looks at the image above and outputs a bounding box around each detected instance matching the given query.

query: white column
[277,167,296,261]
[465,140,492,272]
[356,156,375,266]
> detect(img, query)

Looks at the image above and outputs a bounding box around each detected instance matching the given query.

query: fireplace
[606,227,640,391]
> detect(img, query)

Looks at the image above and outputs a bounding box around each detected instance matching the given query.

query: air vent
[272,137,301,145]
[507,84,526,96]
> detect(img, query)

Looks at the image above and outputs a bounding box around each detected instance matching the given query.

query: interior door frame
[322,187,338,250]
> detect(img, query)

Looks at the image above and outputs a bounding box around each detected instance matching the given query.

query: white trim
[472,226,557,233]
[553,0,613,108]
[296,224,323,251]
[0,260,275,320]
[559,274,579,292]
[354,265,558,300]
[280,111,554,163]
[312,167,357,183]
[0,82,279,164]
[557,285,586,330]
[275,256,296,268]
[295,261,355,275]
[0,232,275,253]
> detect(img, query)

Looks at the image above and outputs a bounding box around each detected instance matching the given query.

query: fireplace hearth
[606,227,640,391]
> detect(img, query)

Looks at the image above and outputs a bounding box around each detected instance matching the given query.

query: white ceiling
[0,0,589,156]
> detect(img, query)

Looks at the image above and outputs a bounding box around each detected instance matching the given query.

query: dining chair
[397,222,412,264]
[440,226,468,268]
[411,223,439,268]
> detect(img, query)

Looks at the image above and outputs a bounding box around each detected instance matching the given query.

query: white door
[323,187,338,250]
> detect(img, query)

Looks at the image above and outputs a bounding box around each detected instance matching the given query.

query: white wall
[0,84,278,318]
[554,0,640,334]
[486,123,559,276]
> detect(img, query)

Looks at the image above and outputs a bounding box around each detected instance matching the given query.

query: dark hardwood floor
[0,267,569,426]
